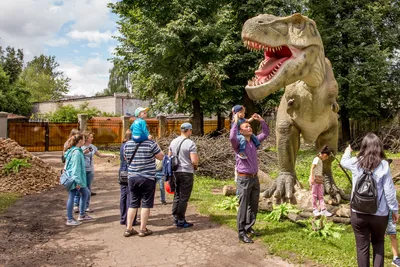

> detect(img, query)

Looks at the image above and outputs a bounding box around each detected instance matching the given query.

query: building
[32,93,150,116]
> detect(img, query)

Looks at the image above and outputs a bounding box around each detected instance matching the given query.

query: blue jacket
[162,155,173,181]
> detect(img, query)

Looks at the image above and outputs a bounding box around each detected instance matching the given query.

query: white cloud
[60,57,112,96]
[46,38,69,47]
[0,0,119,96]
[67,30,113,43]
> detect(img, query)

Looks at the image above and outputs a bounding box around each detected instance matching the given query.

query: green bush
[214,196,239,211]
[266,203,300,222]
[302,216,345,240]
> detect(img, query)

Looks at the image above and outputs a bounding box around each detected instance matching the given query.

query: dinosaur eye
[271,22,288,36]
[293,18,305,31]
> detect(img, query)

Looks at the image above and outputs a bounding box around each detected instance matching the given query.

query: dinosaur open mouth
[244,39,292,86]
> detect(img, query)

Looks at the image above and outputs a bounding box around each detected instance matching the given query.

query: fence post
[78,114,88,132]
[122,115,130,137]
[157,115,166,138]
[0,112,8,138]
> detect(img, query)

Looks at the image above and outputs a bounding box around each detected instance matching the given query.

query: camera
[89,147,93,152]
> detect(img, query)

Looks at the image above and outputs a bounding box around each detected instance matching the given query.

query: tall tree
[19,54,70,102]
[0,46,24,84]
[96,60,130,96]
[308,0,400,142]
[109,0,239,135]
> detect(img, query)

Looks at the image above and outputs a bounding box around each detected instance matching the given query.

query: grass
[190,149,400,266]
[0,192,20,213]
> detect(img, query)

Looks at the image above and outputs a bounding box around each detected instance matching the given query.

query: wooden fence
[7,117,230,152]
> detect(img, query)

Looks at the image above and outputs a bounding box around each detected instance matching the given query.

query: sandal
[123,229,138,237]
[138,228,153,237]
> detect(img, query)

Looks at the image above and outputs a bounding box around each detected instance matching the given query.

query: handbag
[59,148,78,190]
[119,142,142,185]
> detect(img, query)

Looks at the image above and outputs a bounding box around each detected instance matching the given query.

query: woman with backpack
[341,133,398,267]
[64,133,93,226]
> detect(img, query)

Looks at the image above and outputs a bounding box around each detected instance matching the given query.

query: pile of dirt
[0,138,59,195]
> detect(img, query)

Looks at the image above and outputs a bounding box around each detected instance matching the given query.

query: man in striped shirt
[123,138,164,237]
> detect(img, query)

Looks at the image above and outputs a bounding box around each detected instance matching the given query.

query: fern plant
[3,158,31,175]
[266,203,300,222]
[302,216,345,240]
[214,196,239,211]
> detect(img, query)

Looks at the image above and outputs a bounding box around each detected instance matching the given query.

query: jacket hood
[64,146,81,159]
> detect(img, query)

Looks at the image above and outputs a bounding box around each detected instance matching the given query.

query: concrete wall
[32,94,149,115]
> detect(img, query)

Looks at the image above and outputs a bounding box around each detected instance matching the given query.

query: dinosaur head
[242,13,325,100]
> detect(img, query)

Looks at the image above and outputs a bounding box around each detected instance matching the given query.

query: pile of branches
[348,125,400,153]
[0,138,59,195]
[157,132,277,179]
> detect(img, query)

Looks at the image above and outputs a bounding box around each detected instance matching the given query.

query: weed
[3,158,31,175]
[266,203,300,222]
[214,196,239,211]
[302,216,345,240]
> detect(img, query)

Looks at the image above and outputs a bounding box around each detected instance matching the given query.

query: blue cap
[134,107,149,117]
[232,105,243,114]
[180,122,192,130]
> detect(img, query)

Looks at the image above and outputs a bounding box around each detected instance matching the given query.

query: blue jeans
[74,171,94,209]
[67,187,90,219]
[238,134,260,152]
[155,172,166,202]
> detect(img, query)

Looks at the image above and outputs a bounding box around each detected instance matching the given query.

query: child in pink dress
[309,145,333,217]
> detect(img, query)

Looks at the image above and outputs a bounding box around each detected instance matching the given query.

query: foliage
[19,54,70,102]
[307,0,400,140]
[2,158,31,175]
[266,203,300,222]
[302,216,345,240]
[0,46,24,84]
[0,64,31,116]
[214,196,239,211]
[37,102,102,122]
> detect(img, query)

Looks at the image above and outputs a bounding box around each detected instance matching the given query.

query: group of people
[61,104,399,266]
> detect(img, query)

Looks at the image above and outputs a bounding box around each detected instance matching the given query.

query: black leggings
[351,212,389,267]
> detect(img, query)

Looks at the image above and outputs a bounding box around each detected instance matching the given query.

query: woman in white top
[341,133,398,267]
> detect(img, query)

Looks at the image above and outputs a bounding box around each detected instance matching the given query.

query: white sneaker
[321,210,333,217]
[313,210,320,217]
[66,219,82,226]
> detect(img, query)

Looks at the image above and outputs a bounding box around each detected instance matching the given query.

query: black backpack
[351,170,382,214]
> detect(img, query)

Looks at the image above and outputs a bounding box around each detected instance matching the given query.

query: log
[298,211,351,224]
[222,185,236,196]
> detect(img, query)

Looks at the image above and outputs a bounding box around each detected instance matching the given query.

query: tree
[0,65,31,115]
[308,0,400,142]
[109,0,239,135]
[37,102,102,122]
[19,55,70,102]
[0,46,24,84]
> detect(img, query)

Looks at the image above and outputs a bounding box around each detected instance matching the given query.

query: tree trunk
[192,98,204,136]
[217,112,225,131]
[243,92,260,132]
[340,108,351,144]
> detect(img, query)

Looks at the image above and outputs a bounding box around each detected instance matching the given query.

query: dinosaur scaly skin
[242,13,348,203]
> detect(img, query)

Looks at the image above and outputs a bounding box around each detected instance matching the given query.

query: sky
[0,0,119,96]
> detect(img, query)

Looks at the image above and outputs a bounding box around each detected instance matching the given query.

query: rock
[335,204,351,218]
[222,185,236,196]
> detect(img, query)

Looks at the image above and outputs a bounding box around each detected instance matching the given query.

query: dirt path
[0,152,297,267]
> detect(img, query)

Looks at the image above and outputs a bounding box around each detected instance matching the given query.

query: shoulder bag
[170,138,188,171]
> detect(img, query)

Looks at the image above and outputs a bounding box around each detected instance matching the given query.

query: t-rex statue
[241,13,349,204]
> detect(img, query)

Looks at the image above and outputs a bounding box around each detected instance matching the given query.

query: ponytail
[63,133,84,152]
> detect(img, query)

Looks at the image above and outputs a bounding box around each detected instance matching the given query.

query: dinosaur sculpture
[241,13,348,204]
